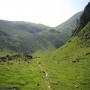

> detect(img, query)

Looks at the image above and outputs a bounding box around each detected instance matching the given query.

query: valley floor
[0,37,90,90]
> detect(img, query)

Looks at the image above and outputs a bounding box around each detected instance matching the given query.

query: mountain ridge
[0,10,83,54]
[56,11,82,36]
[0,19,69,53]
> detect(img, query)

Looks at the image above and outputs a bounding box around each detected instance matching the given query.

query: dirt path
[38,62,52,90]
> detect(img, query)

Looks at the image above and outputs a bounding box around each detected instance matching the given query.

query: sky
[0,0,89,27]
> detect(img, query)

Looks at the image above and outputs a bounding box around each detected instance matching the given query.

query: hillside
[0,20,68,53]
[34,3,90,90]
[56,12,82,36]
[0,21,89,90]
[35,22,90,90]
[0,10,83,54]
[0,12,82,53]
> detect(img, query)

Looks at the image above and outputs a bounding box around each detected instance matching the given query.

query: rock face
[80,2,90,29]
[74,2,90,35]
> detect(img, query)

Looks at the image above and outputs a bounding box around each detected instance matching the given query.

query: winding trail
[37,61,52,90]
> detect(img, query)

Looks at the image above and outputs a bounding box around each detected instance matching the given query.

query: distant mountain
[0,7,85,54]
[0,20,68,53]
[55,12,82,36]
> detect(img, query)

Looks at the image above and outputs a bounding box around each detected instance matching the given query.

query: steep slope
[36,22,90,90]
[56,12,82,36]
[34,3,90,90]
[0,20,68,53]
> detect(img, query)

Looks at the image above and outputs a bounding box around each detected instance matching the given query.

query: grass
[0,60,48,90]
[34,36,90,90]
[0,23,90,90]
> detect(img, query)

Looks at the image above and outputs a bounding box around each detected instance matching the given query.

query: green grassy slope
[34,23,90,90]
[0,23,89,90]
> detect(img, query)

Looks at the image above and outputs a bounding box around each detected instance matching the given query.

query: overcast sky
[0,0,89,27]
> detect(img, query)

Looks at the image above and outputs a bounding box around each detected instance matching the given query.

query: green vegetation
[0,22,89,90]
[0,61,48,90]
[0,20,68,53]
[34,23,90,90]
